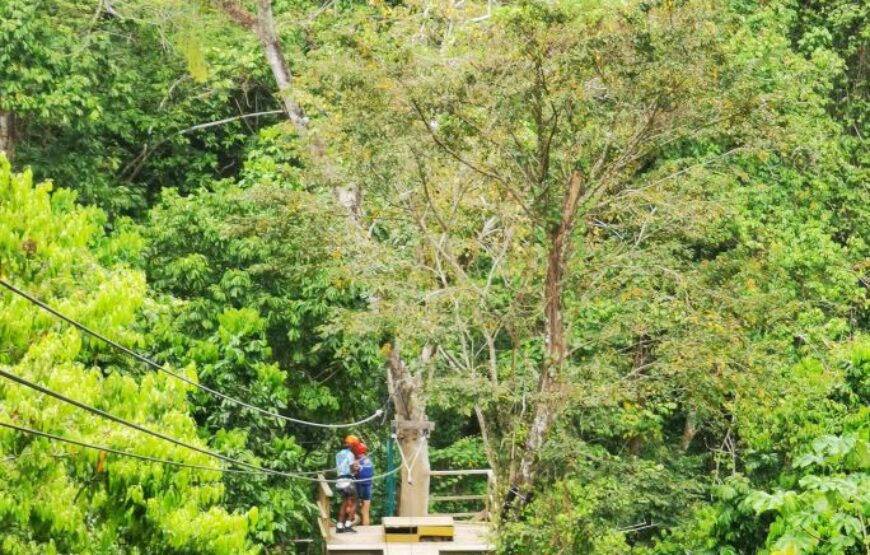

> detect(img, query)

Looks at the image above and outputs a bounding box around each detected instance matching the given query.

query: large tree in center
[298,0,832,509]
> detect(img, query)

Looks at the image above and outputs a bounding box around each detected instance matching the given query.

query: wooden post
[316,474,333,540]
[485,469,496,521]
[394,419,433,517]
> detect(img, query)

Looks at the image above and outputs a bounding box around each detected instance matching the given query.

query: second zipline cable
[0,421,259,475]
[0,368,405,484]
[0,367,270,473]
[0,278,383,429]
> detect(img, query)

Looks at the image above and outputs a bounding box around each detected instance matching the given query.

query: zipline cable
[0,368,407,484]
[0,421,419,484]
[0,419,412,485]
[0,421,257,475]
[0,278,383,429]
[0,367,273,473]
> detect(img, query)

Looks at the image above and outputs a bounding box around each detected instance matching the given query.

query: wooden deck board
[383,516,454,527]
[327,523,493,554]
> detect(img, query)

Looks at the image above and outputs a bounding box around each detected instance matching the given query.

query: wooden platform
[326,522,493,554]
[383,516,455,542]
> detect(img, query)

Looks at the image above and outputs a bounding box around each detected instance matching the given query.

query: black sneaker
[345,526,357,533]
[336,527,346,534]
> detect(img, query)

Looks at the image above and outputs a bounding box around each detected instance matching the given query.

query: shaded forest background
[0,0,867,553]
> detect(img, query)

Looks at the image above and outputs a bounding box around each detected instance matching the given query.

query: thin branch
[469,0,493,23]
[118,110,285,180]
[408,98,535,218]
[599,146,746,209]
[618,521,660,533]
[410,148,451,234]
[175,110,286,135]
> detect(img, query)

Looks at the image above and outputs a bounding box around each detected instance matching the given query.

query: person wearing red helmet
[351,442,374,526]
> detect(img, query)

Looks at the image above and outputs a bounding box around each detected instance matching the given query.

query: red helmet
[351,442,368,457]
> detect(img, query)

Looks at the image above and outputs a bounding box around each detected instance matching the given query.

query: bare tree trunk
[509,171,583,507]
[214,1,360,218]
[396,426,431,516]
[387,340,428,422]
[388,341,432,517]
[474,404,496,473]
[214,1,307,129]
[681,410,698,452]
[253,0,362,217]
[0,112,13,162]
[253,0,307,128]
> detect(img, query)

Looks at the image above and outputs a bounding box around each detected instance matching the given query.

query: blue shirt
[356,455,374,485]
[336,448,354,477]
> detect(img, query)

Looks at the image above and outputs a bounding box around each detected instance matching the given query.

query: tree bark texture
[510,171,584,506]
[397,428,431,517]
[253,0,307,128]
[0,112,13,162]
[388,341,432,517]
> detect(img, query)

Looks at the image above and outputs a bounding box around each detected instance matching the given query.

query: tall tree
[306,0,777,505]
[289,1,867,527]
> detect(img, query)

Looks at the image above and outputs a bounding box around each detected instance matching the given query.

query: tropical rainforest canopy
[0,0,867,553]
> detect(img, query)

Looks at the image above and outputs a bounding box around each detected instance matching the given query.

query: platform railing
[429,468,495,521]
[316,473,333,540]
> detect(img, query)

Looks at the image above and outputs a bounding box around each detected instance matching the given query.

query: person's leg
[356,483,371,526]
[340,488,357,532]
[337,488,353,532]
[345,495,357,531]
[336,495,346,532]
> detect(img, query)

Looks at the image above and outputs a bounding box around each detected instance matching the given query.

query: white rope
[393,432,429,485]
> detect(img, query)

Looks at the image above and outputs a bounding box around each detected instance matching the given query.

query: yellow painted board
[385,534,420,543]
[418,527,455,537]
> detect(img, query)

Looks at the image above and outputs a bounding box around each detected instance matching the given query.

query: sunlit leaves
[0,159,253,553]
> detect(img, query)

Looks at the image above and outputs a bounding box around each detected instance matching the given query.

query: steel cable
[0,367,406,483]
[0,421,257,475]
[0,278,383,429]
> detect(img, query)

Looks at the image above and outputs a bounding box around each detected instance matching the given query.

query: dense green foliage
[0,0,866,553]
[142,178,384,544]
[649,342,869,554]
[0,159,253,553]
[0,0,281,214]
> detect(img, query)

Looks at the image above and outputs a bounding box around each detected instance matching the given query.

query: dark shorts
[338,476,356,499]
[356,482,372,501]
